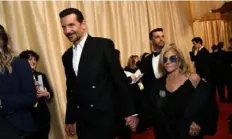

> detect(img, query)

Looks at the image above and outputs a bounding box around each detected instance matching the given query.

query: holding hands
[189,121,201,136]
[125,115,139,132]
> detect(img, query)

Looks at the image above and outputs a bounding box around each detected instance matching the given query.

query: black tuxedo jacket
[140,54,159,94]
[189,47,210,80]
[62,35,134,124]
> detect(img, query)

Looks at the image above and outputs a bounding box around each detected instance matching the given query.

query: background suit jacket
[0,59,37,132]
[189,47,210,80]
[62,35,134,124]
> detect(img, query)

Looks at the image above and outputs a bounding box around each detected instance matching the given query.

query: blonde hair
[0,30,14,74]
[127,55,139,69]
[0,52,13,74]
[158,43,190,76]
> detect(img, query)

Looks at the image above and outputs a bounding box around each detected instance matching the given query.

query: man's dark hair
[217,41,224,50]
[59,8,84,23]
[211,44,217,51]
[0,24,6,33]
[19,50,40,61]
[149,28,163,40]
[192,37,203,45]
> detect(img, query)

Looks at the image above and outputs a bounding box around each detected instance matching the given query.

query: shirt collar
[199,45,204,51]
[73,33,88,49]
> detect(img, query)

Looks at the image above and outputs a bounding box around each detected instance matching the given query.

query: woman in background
[19,50,53,139]
[124,55,140,73]
[0,24,37,139]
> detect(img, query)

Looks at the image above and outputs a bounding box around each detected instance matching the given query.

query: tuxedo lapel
[67,47,76,76]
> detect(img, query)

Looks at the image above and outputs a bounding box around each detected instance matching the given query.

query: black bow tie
[152,52,160,57]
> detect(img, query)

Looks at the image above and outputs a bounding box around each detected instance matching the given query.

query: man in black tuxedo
[209,44,220,100]
[140,28,165,93]
[189,37,210,82]
[227,38,232,102]
[137,28,165,134]
[59,8,138,139]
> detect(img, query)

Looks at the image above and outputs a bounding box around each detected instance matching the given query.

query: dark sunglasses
[163,55,178,63]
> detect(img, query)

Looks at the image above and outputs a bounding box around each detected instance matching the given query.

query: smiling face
[163,49,180,73]
[61,14,86,45]
[28,56,37,70]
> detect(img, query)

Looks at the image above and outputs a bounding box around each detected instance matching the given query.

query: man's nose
[161,37,164,41]
[64,27,71,34]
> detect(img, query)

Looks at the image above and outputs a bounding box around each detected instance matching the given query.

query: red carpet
[131,100,232,139]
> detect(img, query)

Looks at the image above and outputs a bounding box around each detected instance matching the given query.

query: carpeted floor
[131,100,232,139]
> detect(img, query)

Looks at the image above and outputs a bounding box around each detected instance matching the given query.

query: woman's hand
[37,88,50,99]
[189,121,201,136]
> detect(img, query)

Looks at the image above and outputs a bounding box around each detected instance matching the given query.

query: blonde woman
[0,25,37,139]
[139,44,218,139]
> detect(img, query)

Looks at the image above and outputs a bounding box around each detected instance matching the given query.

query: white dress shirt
[152,55,162,79]
[73,33,88,76]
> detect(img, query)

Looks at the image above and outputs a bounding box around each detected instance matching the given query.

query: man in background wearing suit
[189,37,210,82]
[140,28,165,93]
[227,38,232,102]
[137,28,165,134]
[59,8,138,139]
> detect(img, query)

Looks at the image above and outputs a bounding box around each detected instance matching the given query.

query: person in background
[226,39,232,102]
[0,24,37,139]
[214,42,229,102]
[124,55,140,73]
[209,44,220,100]
[189,37,210,82]
[140,28,165,94]
[228,38,232,51]
[19,50,53,139]
[139,44,218,139]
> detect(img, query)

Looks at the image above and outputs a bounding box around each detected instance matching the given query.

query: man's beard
[154,42,165,51]
[157,44,164,49]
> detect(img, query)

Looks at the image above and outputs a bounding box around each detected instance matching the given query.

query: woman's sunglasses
[163,55,178,63]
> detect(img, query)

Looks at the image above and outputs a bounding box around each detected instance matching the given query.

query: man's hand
[65,124,76,137]
[192,46,196,52]
[125,115,139,132]
[189,121,201,136]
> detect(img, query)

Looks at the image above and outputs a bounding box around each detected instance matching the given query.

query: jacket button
[92,86,95,89]
[90,104,94,107]
[77,106,80,108]
[70,90,73,92]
